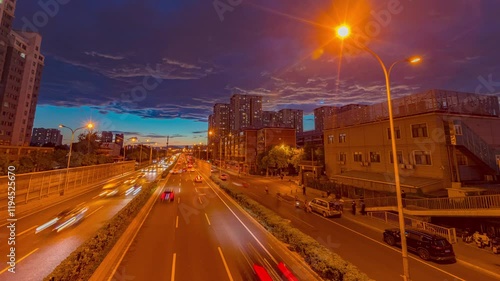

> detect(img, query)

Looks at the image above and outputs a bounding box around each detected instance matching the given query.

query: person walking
[351,200,357,215]
[302,185,306,195]
[361,201,366,215]
[265,185,269,194]
[401,190,406,208]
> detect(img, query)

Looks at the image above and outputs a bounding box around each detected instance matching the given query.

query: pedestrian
[401,190,406,208]
[351,200,357,215]
[361,201,366,215]
[302,185,306,195]
[265,185,269,194]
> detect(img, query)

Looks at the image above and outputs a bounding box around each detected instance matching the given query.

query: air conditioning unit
[399,164,406,169]
[364,162,370,166]
[406,164,414,169]
[339,161,345,165]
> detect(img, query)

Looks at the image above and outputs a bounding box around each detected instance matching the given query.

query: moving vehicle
[194,175,202,183]
[219,174,228,181]
[383,228,456,262]
[308,198,342,218]
[161,189,175,202]
[36,205,89,233]
[99,182,120,197]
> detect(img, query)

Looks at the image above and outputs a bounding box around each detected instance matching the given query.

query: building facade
[114,133,124,148]
[278,109,304,133]
[0,30,44,146]
[101,131,113,143]
[323,89,500,194]
[262,110,278,128]
[31,128,62,146]
[230,94,262,133]
[0,0,16,81]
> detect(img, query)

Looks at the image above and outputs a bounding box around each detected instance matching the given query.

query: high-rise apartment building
[0,30,44,146]
[314,106,339,133]
[278,109,303,133]
[262,110,278,128]
[101,131,113,143]
[31,128,62,146]
[208,103,231,159]
[0,0,16,80]
[230,94,262,133]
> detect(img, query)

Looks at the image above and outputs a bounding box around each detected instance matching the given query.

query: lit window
[369,152,381,163]
[353,152,363,162]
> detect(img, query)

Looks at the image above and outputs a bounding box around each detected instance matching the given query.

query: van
[308,198,342,218]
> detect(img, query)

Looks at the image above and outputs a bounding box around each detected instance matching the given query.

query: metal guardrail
[364,194,500,210]
[369,211,457,243]
[0,161,135,206]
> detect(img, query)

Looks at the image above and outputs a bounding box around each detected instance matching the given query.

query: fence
[368,211,457,243]
[363,194,500,210]
[306,178,393,199]
[0,161,135,207]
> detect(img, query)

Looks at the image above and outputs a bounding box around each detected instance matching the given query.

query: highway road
[227,173,500,281]
[0,165,164,281]
[112,157,318,281]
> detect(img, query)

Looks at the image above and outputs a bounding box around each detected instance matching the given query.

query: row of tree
[256,144,324,176]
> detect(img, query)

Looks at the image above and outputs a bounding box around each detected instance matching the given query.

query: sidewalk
[226,171,500,280]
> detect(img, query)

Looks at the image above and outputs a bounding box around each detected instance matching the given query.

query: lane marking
[177,197,180,203]
[0,248,39,274]
[206,182,278,264]
[198,197,203,205]
[171,253,176,281]
[195,188,198,193]
[176,216,179,228]
[290,215,315,228]
[18,225,38,237]
[205,213,211,225]
[313,214,466,281]
[85,206,104,218]
[218,247,234,281]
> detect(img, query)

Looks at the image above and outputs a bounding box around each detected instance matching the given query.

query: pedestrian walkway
[223,171,500,280]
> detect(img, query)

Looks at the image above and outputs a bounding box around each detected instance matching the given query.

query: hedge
[211,176,371,281]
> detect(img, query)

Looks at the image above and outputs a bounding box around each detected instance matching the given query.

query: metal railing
[0,161,135,207]
[364,194,500,210]
[369,211,457,243]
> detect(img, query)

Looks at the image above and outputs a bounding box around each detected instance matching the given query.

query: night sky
[14,0,500,146]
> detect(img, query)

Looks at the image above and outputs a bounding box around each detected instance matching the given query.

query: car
[161,189,175,202]
[219,174,228,181]
[189,168,196,172]
[99,182,120,197]
[383,228,456,262]
[36,205,89,233]
[194,175,202,183]
[307,198,342,218]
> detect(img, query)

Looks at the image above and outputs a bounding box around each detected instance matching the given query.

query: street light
[59,123,94,195]
[336,24,421,281]
[123,137,137,161]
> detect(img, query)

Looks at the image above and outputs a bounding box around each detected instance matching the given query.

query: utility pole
[166,135,169,159]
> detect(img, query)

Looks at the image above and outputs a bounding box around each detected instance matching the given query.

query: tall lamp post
[59,123,93,195]
[336,24,421,281]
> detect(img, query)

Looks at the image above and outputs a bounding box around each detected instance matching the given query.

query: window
[339,152,346,162]
[454,124,462,135]
[389,151,404,164]
[339,133,346,143]
[354,152,363,162]
[327,134,334,144]
[412,123,428,138]
[387,127,401,139]
[370,152,381,163]
[414,151,432,165]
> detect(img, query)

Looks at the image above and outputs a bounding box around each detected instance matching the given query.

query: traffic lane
[112,197,178,281]
[0,196,132,281]
[173,185,230,281]
[202,181,319,280]
[233,182,491,281]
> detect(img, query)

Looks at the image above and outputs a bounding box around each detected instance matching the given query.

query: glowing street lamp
[59,122,94,195]
[335,24,421,281]
[123,137,137,161]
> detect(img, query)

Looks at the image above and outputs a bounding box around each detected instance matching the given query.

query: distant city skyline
[10,1,500,146]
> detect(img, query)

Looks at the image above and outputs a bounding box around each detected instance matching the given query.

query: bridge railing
[369,211,457,243]
[364,194,500,210]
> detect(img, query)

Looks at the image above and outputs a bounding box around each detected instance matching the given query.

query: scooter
[295,200,300,208]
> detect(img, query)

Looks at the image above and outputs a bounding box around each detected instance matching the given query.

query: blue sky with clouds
[14,0,500,145]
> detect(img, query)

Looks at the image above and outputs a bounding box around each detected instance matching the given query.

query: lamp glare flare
[336,24,350,38]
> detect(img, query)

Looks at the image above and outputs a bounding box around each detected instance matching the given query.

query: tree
[29,151,53,171]
[0,154,10,176]
[75,131,100,154]
[289,147,305,172]
[258,145,294,176]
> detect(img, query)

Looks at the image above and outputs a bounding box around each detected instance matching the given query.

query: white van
[308,198,342,218]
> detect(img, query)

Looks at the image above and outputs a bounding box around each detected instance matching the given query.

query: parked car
[219,174,228,181]
[383,228,456,262]
[308,198,342,218]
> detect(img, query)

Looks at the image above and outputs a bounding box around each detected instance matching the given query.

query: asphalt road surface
[229,174,500,281]
[113,162,318,281]
[0,167,162,281]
